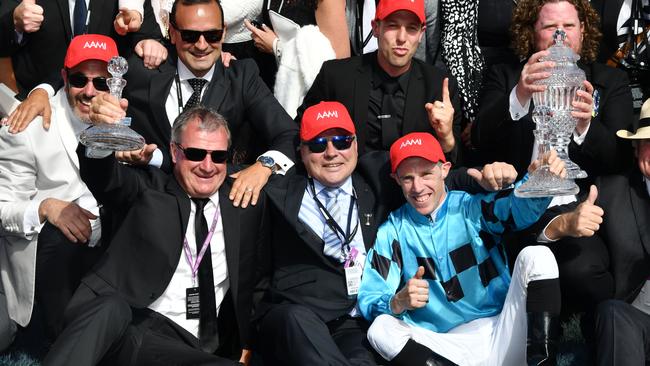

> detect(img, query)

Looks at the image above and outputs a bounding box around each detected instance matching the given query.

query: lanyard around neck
[182,203,220,281]
[308,178,359,258]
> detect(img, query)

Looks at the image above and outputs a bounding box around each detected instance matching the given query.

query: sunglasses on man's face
[304,135,356,153]
[175,143,228,163]
[176,28,224,43]
[67,73,109,91]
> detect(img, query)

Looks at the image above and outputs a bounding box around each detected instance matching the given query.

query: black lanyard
[174,72,184,116]
[308,178,359,259]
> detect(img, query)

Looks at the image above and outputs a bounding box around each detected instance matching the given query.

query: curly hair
[510,0,601,63]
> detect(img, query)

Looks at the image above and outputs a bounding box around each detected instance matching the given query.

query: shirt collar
[177,57,215,83]
[371,56,411,92]
[313,176,354,198]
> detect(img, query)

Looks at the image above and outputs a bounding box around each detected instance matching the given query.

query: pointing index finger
[442,77,451,104]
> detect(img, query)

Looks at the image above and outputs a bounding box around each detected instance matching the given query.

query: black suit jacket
[475,61,635,185]
[295,52,462,164]
[77,145,269,349]
[0,0,160,96]
[529,169,650,303]
[125,54,298,172]
[257,156,390,322]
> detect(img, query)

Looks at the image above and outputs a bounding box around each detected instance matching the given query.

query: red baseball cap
[300,101,356,141]
[390,132,446,173]
[64,34,119,69]
[375,0,425,24]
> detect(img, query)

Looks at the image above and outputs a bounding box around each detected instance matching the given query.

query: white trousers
[367,246,559,366]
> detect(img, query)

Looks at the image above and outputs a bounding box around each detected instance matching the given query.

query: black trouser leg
[526,279,561,366]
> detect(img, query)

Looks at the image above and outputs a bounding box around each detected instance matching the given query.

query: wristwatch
[257,155,278,173]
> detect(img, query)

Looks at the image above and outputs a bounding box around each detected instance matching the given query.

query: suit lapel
[402,62,425,136]
[629,173,650,255]
[165,177,191,233]
[52,96,82,169]
[56,0,72,39]
[150,62,176,141]
[352,173,376,251]
[353,55,372,154]
[219,182,240,303]
[201,61,229,111]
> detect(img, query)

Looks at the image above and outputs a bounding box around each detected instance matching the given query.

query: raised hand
[114,8,143,35]
[390,266,429,314]
[38,198,97,243]
[425,78,455,152]
[13,0,44,33]
[467,162,518,191]
[515,50,554,106]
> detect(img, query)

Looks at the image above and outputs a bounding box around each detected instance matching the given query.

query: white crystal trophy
[515,30,581,197]
[79,56,145,154]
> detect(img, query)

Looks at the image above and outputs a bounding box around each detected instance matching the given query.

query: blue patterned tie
[73,0,87,36]
[322,187,345,261]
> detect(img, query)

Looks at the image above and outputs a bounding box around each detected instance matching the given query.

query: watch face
[259,156,275,168]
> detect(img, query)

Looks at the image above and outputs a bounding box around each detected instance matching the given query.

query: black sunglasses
[304,135,355,153]
[67,73,109,91]
[175,143,228,163]
[177,29,224,43]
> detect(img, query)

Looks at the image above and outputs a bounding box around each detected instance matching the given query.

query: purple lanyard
[182,203,220,281]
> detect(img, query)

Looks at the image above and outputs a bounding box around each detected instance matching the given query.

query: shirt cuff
[572,123,591,145]
[118,0,144,19]
[23,199,44,238]
[149,148,163,168]
[537,215,563,243]
[258,150,293,175]
[509,86,530,121]
[31,84,56,99]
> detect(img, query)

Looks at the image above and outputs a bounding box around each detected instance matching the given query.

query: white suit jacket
[0,91,100,326]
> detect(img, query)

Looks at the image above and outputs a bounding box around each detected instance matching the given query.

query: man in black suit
[42,106,268,366]
[256,101,385,365]
[533,99,650,365]
[474,0,634,184]
[296,0,462,164]
[89,0,298,209]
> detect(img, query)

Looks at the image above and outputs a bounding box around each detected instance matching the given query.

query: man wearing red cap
[358,132,563,365]
[255,101,385,365]
[0,34,115,349]
[296,0,462,164]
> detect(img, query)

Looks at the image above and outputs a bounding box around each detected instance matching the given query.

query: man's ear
[371,20,380,38]
[170,142,178,164]
[440,162,452,179]
[61,69,68,87]
[391,172,400,185]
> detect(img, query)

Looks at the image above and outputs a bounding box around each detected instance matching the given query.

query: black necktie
[191,198,219,353]
[185,78,207,109]
[380,79,402,149]
[73,0,88,36]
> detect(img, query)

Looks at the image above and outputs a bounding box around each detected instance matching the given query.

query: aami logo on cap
[83,41,107,50]
[399,138,422,149]
[316,110,338,120]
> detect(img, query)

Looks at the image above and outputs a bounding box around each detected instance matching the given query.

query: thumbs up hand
[565,185,603,237]
[390,266,429,314]
[13,0,44,33]
[425,78,455,153]
[544,185,604,240]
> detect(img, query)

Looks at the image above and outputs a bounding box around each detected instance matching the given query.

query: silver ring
[245,187,253,192]
[438,103,445,109]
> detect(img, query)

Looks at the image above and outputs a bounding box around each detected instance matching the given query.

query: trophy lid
[536,29,585,88]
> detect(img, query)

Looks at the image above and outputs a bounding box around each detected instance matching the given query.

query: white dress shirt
[148,192,229,338]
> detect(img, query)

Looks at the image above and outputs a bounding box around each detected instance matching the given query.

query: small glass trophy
[515,30,582,197]
[79,56,145,156]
